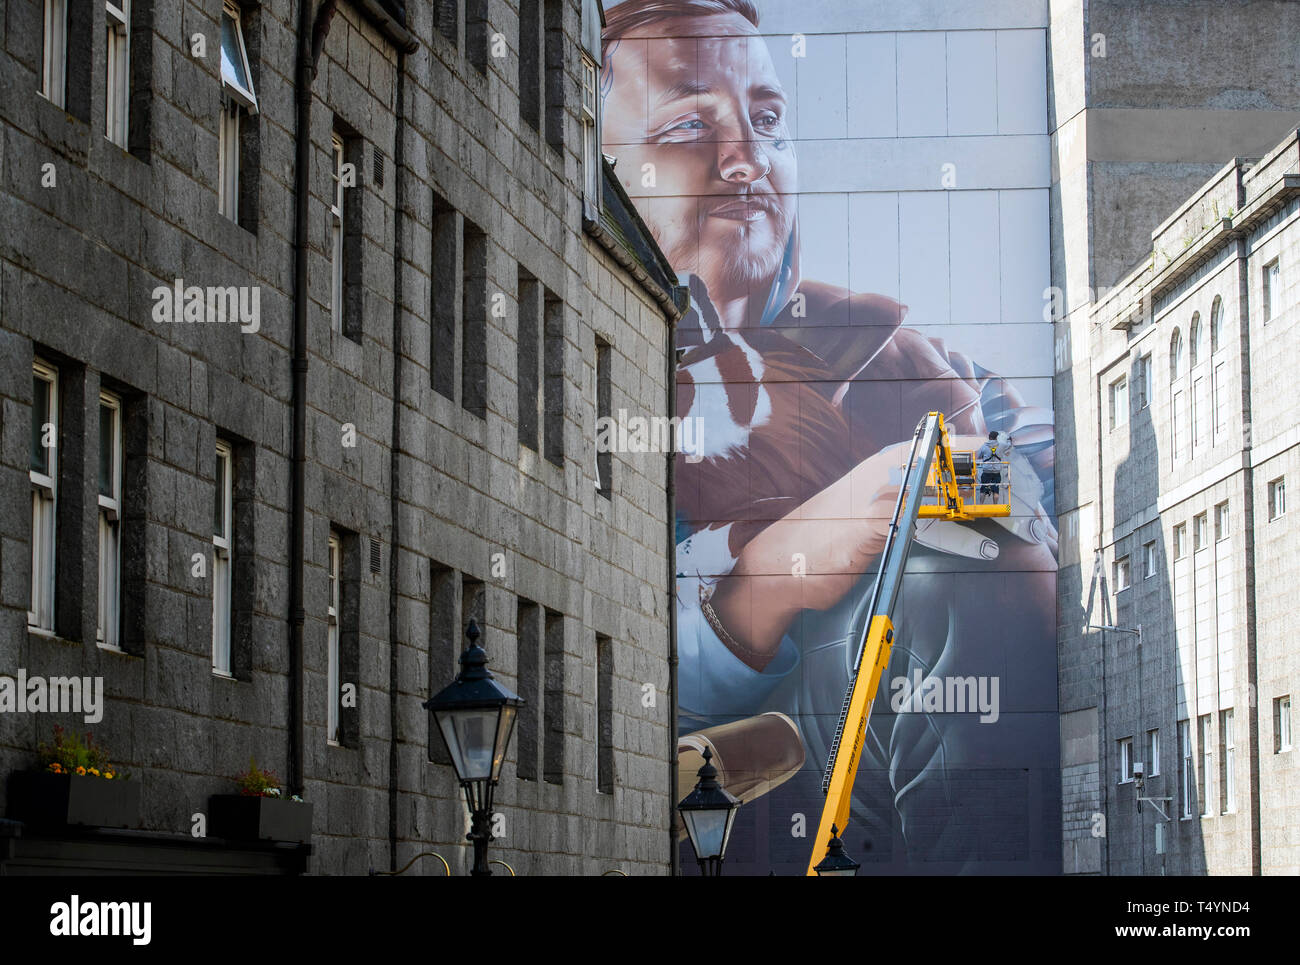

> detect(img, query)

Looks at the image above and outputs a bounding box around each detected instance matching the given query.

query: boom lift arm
[805,412,1010,875]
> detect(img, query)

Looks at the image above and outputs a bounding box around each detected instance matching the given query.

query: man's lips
[708,196,773,222]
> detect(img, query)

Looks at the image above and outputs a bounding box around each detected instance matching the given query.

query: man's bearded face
[602,13,797,304]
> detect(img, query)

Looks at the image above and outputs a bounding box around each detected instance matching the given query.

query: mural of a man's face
[603,12,797,306]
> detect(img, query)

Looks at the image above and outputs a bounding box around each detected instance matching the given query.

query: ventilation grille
[373,146,385,189]
[369,536,382,574]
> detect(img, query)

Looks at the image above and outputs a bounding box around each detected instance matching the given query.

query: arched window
[1210,296,1223,354]
[1170,328,1183,381]
[1189,312,1202,368]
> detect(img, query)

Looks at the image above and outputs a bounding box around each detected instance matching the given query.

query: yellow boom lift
[806,411,1011,875]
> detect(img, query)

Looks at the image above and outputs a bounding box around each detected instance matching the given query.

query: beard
[666,194,794,299]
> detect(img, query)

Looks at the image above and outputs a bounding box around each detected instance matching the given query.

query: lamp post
[813,824,861,876]
[677,746,741,876]
[423,620,523,876]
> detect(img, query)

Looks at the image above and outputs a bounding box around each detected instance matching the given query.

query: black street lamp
[677,746,741,876]
[423,620,523,876]
[813,824,861,876]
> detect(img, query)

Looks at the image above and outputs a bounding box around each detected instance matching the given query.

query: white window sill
[212,668,235,680]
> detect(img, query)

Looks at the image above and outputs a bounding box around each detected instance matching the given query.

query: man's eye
[669,119,707,132]
[753,112,781,132]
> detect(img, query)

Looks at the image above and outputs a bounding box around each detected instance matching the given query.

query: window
[430,193,456,400]
[97,392,123,649]
[543,0,564,149]
[595,337,611,497]
[29,360,59,632]
[41,0,68,108]
[1191,375,1205,450]
[1169,329,1183,382]
[515,599,540,781]
[1118,736,1133,783]
[1219,709,1235,813]
[1147,728,1160,777]
[1179,719,1193,818]
[596,633,614,793]
[218,1,258,223]
[1276,696,1293,753]
[1212,360,1227,442]
[330,133,345,333]
[1210,296,1223,354]
[1112,555,1130,593]
[517,270,541,451]
[461,219,488,418]
[467,0,488,73]
[213,440,234,674]
[104,0,129,146]
[1189,312,1202,368]
[519,0,541,130]
[1199,714,1212,817]
[543,608,564,784]
[1173,522,1187,560]
[1269,477,1286,520]
[1214,501,1229,541]
[581,54,600,220]
[1143,540,1157,579]
[1136,354,1152,409]
[1170,390,1182,463]
[543,291,564,466]
[327,531,341,744]
[1192,512,1208,551]
[1263,258,1280,322]
[1108,375,1128,430]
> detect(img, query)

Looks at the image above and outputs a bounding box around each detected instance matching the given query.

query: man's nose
[716,138,771,184]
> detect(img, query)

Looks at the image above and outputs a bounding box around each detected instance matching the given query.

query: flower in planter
[235,757,287,798]
[104,771,115,780]
[37,726,127,779]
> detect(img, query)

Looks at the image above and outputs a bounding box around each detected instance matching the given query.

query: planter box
[209,794,313,845]
[7,771,141,829]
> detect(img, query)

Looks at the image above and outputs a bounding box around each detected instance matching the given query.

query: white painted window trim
[29,360,59,632]
[105,0,130,147]
[213,440,234,675]
[331,133,345,332]
[42,0,68,108]
[327,531,341,744]
[97,391,124,650]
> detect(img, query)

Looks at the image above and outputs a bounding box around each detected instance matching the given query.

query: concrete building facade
[0,0,684,875]
[1050,0,1300,875]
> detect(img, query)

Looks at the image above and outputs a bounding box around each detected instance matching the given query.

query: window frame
[1192,512,1208,552]
[1220,708,1235,814]
[327,530,342,745]
[1179,719,1193,819]
[1118,736,1133,784]
[1263,258,1280,323]
[29,359,60,633]
[1173,522,1187,560]
[1108,374,1128,431]
[1147,728,1160,777]
[105,0,130,147]
[580,53,600,220]
[1268,477,1286,521]
[330,132,345,333]
[218,98,241,221]
[219,1,258,113]
[1199,714,1213,818]
[1136,353,1152,409]
[1142,540,1157,579]
[212,440,234,675]
[41,0,69,108]
[97,391,124,650]
[1277,696,1293,753]
[1112,554,1130,593]
[1214,500,1229,542]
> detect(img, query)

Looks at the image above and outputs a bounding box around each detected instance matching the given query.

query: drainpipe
[386,51,408,874]
[666,306,679,876]
[289,0,338,799]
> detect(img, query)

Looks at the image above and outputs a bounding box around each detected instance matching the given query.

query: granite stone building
[1049,0,1300,876]
[0,0,685,875]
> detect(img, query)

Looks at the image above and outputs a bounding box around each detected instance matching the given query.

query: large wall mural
[601,0,1060,874]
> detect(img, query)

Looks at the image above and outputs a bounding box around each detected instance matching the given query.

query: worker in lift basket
[976,431,1010,503]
